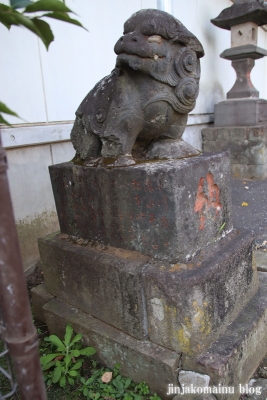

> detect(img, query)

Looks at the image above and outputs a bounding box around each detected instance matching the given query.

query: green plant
[0,0,86,125]
[40,324,96,388]
[79,363,161,400]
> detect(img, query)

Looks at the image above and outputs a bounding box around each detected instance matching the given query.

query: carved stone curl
[71,9,204,166]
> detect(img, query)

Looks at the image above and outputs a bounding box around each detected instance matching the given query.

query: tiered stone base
[202,126,267,179]
[32,230,267,400]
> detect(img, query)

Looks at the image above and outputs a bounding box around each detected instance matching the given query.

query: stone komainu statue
[71,9,204,166]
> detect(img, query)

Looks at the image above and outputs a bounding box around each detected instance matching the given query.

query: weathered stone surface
[226,59,259,99]
[39,233,149,339]
[231,22,258,47]
[43,297,180,400]
[211,0,267,30]
[214,100,267,126]
[231,164,267,179]
[246,378,267,399]
[196,273,267,399]
[255,250,267,271]
[31,284,54,322]
[202,125,267,179]
[146,138,200,160]
[71,9,204,165]
[143,229,258,356]
[173,396,216,400]
[220,45,267,61]
[50,152,232,264]
[179,370,210,388]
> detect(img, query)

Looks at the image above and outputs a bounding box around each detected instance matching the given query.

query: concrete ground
[231,178,267,399]
[231,178,267,235]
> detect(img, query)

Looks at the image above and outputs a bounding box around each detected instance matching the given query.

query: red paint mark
[149,214,156,224]
[135,195,141,205]
[161,216,169,228]
[163,195,168,212]
[206,172,221,213]
[146,199,155,209]
[132,180,141,190]
[147,180,154,193]
[194,172,222,230]
[136,212,146,220]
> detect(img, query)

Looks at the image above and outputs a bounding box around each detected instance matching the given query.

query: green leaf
[68,370,78,377]
[124,378,132,389]
[31,18,54,49]
[65,353,72,368]
[83,388,88,397]
[48,335,65,350]
[52,365,63,383]
[95,393,100,400]
[10,0,32,9]
[59,375,66,387]
[68,377,74,385]
[40,353,60,365]
[70,349,81,357]
[64,324,73,346]
[24,0,72,13]
[42,11,86,30]
[71,361,83,370]
[0,102,19,117]
[69,333,82,347]
[79,347,96,356]
[0,4,15,28]
[0,114,11,126]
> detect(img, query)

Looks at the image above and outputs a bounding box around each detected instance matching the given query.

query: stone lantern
[202,0,267,178]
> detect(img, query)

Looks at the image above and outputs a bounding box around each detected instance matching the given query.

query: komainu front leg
[100,113,143,166]
[70,117,102,161]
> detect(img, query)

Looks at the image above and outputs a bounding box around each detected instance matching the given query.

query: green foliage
[0,101,20,126]
[40,324,96,388]
[79,363,161,400]
[0,0,86,50]
[39,327,162,400]
[0,0,86,126]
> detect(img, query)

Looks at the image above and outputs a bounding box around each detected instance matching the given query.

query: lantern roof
[211,0,267,30]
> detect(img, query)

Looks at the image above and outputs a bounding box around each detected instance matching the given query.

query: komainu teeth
[154,54,159,60]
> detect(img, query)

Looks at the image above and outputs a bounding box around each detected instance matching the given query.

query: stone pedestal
[202,125,267,179]
[214,99,267,127]
[32,152,267,400]
[49,153,232,263]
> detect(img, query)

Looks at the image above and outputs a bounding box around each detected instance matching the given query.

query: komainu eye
[147,35,162,44]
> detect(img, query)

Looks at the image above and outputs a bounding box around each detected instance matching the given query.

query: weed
[41,324,96,387]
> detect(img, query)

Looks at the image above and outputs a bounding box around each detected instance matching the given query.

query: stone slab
[196,273,267,400]
[202,125,267,179]
[49,152,232,264]
[220,45,267,61]
[255,251,267,272]
[38,232,149,340]
[38,229,258,358]
[231,164,267,179]
[247,378,267,399]
[42,297,180,400]
[31,284,54,322]
[214,100,267,127]
[142,229,258,356]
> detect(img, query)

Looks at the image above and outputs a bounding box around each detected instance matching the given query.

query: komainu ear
[174,78,199,114]
[172,48,200,114]
[174,48,200,79]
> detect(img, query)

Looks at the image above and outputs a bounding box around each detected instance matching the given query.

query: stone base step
[38,228,258,358]
[196,272,267,399]
[38,292,180,400]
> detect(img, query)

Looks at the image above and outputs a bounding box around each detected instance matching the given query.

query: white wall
[1,0,267,270]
